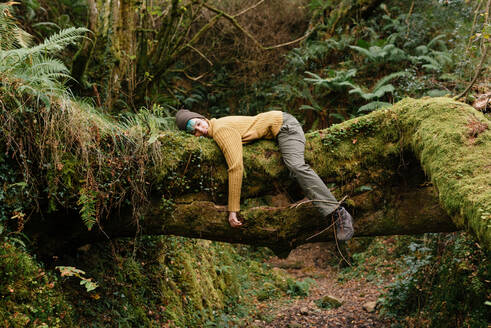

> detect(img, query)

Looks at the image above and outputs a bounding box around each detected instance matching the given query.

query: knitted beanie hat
[175,109,206,131]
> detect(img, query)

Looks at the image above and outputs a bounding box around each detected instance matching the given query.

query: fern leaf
[77,188,97,231]
[304,71,323,84]
[335,81,356,89]
[29,57,69,76]
[348,86,365,97]
[372,84,395,98]
[418,55,440,67]
[422,64,440,72]
[415,45,428,56]
[341,68,357,80]
[349,45,373,60]
[373,71,409,91]
[427,34,447,50]
[431,50,452,66]
[28,27,89,56]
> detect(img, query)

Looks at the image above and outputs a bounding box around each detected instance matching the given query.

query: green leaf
[80,279,98,292]
[373,84,395,98]
[373,71,409,91]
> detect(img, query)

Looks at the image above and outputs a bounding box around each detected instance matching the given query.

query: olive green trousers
[277,112,339,217]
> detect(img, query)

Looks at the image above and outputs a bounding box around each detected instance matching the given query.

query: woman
[175,109,354,240]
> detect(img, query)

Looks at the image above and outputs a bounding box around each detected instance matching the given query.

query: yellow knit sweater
[207,111,283,212]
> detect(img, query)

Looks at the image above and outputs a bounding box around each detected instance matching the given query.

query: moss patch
[61,236,294,327]
[395,97,491,252]
[0,240,73,327]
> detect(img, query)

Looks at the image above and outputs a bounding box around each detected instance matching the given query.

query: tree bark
[25,97,490,256]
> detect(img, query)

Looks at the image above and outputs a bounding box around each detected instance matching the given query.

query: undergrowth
[58,237,303,327]
[339,233,490,328]
[380,233,490,328]
[0,3,175,232]
[0,239,73,327]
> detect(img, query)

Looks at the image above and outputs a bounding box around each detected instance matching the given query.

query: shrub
[380,233,490,328]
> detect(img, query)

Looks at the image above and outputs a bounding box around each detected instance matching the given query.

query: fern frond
[373,71,409,91]
[304,71,323,84]
[422,64,440,72]
[372,84,395,98]
[13,27,33,48]
[349,86,370,99]
[418,55,440,67]
[431,50,452,66]
[387,32,401,44]
[427,34,447,50]
[335,68,357,81]
[27,27,90,56]
[349,45,373,60]
[415,45,428,56]
[336,81,356,89]
[77,188,97,231]
[29,57,69,76]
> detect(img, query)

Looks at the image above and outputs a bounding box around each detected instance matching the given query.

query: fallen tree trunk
[25,97,490,256]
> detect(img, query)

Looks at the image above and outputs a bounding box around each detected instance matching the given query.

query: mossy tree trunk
[26,98,490,256]
[71,0,140,109]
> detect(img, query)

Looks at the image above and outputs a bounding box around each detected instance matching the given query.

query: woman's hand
[228,212,242,227]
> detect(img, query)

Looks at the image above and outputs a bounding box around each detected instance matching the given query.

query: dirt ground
[250,242,391,328]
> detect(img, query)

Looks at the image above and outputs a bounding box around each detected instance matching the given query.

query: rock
[299,307,309,315]
[363,301,377,313]
[315,295,343,309]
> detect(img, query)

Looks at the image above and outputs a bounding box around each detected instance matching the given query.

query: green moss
[0,240,73,327]
[395,97,491,252]
[61,236,293,327]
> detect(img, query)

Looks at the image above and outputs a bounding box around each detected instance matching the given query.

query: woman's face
[192,119,209,137]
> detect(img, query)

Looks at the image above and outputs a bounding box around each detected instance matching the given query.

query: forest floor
[247,242,393,328]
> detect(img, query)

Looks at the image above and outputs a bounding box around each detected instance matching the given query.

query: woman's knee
[284,159,309,174]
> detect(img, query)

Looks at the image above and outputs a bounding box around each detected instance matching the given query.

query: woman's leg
[277,113,338,217]
[277,113,354,240]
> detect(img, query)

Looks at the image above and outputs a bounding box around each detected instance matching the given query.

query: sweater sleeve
[213,127,243,212]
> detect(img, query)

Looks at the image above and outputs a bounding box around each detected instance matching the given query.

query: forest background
[0,0,489,327]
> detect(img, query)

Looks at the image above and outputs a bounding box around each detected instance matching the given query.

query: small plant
[349,43,407,64]
[285,37,353,71]
[415,50,453,73]
[56,266,99,292]
[77,187,98,231]
[349,71,409,112]
[304,69,357,92]
[286,278,313,297]
[409,35,453,74]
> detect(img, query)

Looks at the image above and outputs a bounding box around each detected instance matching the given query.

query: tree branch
[202,2,310,51]
[455,0,490,100]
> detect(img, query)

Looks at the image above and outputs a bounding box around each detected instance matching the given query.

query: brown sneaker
[333,207,354,241]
